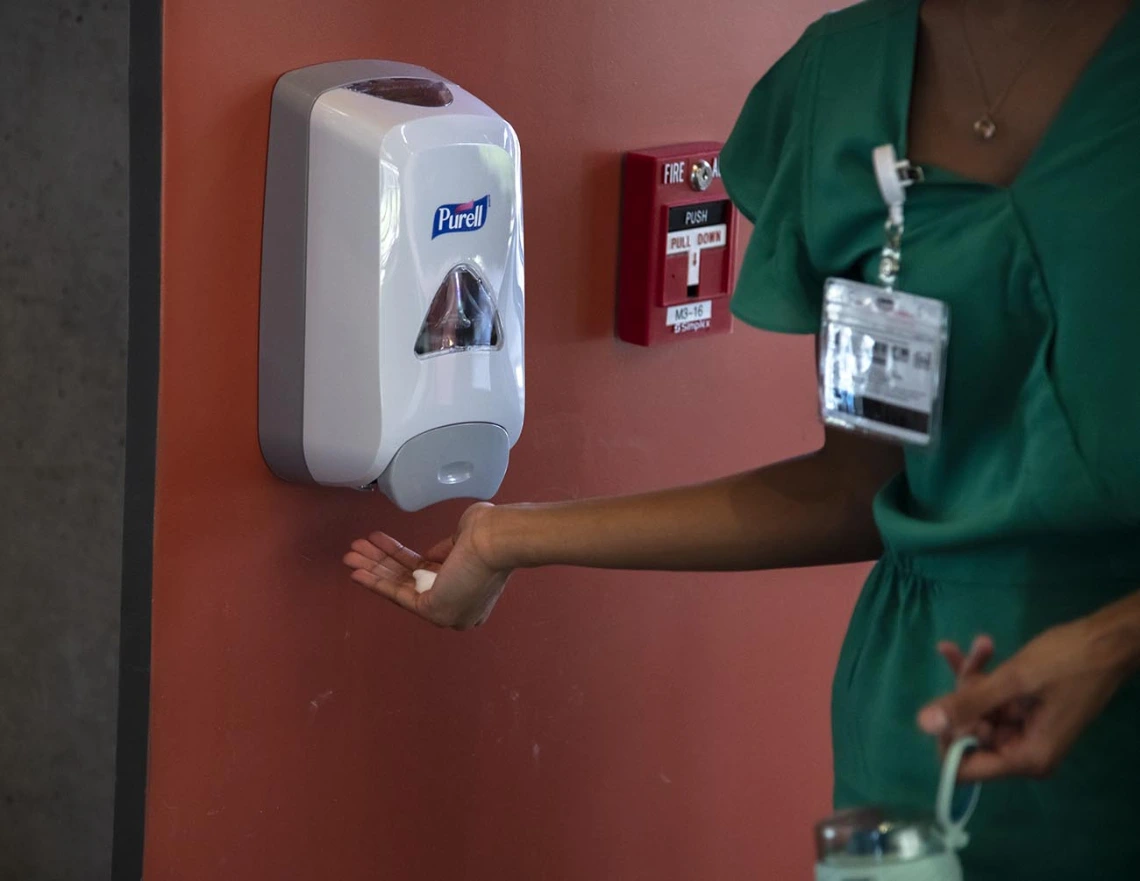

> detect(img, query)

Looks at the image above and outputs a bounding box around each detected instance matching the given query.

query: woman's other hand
[918,608,1140,782]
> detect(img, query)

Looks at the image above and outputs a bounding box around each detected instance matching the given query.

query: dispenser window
[415,265,503,358]
[346,77,454,108]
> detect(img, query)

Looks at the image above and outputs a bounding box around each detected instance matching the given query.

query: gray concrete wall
[0,0,128,878]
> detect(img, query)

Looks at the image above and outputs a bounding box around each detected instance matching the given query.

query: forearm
[480,434,900,573]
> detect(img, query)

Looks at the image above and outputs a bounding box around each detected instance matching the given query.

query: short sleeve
[721,26,823,334]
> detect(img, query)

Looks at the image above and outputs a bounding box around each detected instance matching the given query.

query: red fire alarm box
[617,142,738,346]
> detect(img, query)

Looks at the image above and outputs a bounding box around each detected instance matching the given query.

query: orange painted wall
[150,0,863,878]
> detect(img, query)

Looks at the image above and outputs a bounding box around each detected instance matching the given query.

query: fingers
[957,635,995,685]
[937,635,994,682]
[348,565,422,615]
[955,747,1027,782]
[366,532,424,571]
[343,532,461,625]
[341,533,425,602]
[347,539,385,564]
[938,712,995,753]
[344,547,403,580]
[937,641,966,674]
[423,537,455,564]
[341,527,504,632]
[963,635,994,674]
[955,726,1056,783]
[918,663,1026,737]
[934,636,1000,752]
[342,534,425,616]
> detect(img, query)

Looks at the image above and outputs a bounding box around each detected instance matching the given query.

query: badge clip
[872,145,922,290]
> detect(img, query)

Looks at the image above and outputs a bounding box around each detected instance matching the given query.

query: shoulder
[741,0,915,114]
[764,0,915,92]
[723,0,915,202]
[809,0,915,41]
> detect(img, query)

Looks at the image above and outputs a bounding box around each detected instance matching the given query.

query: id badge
[820,278,948,446]
[819,145,950,446]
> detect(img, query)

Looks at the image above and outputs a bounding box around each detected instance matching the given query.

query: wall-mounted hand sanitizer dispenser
[259,61,525,511]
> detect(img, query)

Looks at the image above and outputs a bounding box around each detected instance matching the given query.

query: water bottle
[815,738,980,881]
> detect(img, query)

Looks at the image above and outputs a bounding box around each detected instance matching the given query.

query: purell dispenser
[258,61,525,511]
[815,738,981,881]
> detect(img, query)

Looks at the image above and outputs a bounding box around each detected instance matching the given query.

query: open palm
[342,504,510,630]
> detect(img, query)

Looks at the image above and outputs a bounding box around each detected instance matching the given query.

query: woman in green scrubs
[344,1,1140,877]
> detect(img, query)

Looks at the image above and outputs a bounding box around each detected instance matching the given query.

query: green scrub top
[720,1,1140,878]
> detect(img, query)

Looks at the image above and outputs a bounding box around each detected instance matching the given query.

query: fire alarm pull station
[617,142,738,346]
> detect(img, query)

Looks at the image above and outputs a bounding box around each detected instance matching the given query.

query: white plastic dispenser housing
[258,61,525,511]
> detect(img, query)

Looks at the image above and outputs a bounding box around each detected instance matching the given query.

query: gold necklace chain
[959,0,1078,140]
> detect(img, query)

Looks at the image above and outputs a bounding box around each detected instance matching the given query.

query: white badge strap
[872,144,922,291]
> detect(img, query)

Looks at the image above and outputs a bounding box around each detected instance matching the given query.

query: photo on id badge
[818,145,950,447]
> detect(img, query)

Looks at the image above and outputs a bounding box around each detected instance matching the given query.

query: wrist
[469,502,538,571]
[1083,591,1140,678]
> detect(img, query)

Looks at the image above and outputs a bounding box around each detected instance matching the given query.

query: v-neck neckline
[896,0,1138,191]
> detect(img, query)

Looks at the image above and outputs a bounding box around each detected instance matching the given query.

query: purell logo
[432,194,490,239]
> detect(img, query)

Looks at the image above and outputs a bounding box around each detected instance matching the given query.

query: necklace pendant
[973,115,997,141]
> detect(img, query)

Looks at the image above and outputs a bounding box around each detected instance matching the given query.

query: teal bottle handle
[936,736,981,850]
